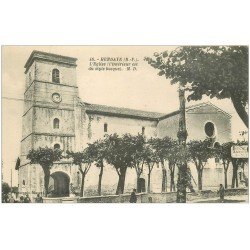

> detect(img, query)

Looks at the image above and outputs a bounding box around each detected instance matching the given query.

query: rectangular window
[104,123,108,133]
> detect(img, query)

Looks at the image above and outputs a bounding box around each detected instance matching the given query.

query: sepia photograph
[1,46,248,203]
[1,2,250,250]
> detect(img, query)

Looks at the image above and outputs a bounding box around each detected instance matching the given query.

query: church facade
[19,51,233,197]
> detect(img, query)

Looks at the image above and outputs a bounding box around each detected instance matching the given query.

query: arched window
[52,68,60,83]
[54,144,60,150]
[104,123,108,133]
[53,118,60,129]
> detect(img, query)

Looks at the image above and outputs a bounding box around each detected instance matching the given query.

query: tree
[2,182,11,203]
[149,136,178,192]
[145,46,248,127]
[187,140,213,190]
[2,182,10,195]
[167,140,180,192]
[105,134,133,194]
[144,142,159,193]
[12,186,18,194]
[89,139,107,196]
[67,147,94,197]
[231,158,239,188]
[127,134,146,193]
[27,147,62,197]
[215,142,234,189]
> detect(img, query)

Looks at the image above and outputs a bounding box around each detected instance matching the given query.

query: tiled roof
[80,101,231,121]
[82,102,165,121]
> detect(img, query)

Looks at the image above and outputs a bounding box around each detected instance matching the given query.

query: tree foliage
[123,134,146,192]
[187,140,213,190]
[104,134,134,194]
[214,142,234,188]
[145,46,248,127]
[144,140,160,193]
[88,139,107,195]
[27,147,63,167]
[215,142,234,166]
[2,182,11,195]
[67,147,94,197]
[27,147,63,196]
[149,136,179,192]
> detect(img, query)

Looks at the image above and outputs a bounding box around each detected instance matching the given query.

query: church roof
[81,101,231,121]
[158,101,232,120]
[82,102,165,121]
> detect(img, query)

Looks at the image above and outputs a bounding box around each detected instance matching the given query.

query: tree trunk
[116,176,122,194]
[169,163,175,192]
[136,175,140,193]
[170,172,175,192]
[196,166,203,190]
[116,167,127,194]
[43,166,50,197]
[135,167,142,193]
[197,168,203,190]
[224,169,228,189]
[231,93,248,128]
[161,163,167,192]
[148,172,151,193]
[80,173,85,197]
[231,159,238,188]
[97,164,104,196]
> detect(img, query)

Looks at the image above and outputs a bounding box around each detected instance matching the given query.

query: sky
[1,46,247,186]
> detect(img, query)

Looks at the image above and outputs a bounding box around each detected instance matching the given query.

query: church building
[19,51,232,197]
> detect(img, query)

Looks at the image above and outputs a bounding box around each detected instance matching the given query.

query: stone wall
[42,188,248,203]
[35,60,77,87]
[33,107,75,135]
[157,114,179,139]
[84,112,158,143]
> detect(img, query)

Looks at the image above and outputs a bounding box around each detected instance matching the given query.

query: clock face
[52,93,62,103]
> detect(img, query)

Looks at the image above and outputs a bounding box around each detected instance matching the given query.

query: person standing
[35,193,43,203]
[218,184,225,203]
[24,194,31,203]
[9,194,15,203]
[19,196,24,203]
[129,188,137,203]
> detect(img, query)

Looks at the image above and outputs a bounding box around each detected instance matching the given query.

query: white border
[1,1,250,250]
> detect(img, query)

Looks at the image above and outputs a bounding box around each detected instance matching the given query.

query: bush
[2,182,11,195]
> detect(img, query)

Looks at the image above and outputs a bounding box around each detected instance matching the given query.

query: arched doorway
[50,172,70,197]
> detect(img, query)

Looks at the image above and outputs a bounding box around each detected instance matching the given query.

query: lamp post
[176,83,188,203]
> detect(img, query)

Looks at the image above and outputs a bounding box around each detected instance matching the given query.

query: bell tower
[19,51,79,194]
